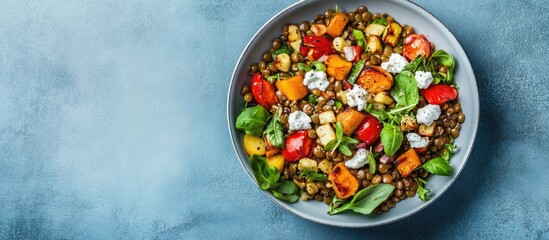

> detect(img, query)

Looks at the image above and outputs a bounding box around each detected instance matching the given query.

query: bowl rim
[226,0,479,227]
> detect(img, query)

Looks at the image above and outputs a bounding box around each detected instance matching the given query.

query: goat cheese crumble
[345,84,368,111]
[303,70,329,91]
[381,53,409,74]
[288,111,312,130]
[415,71,433,89]
[345,149,369,169]
[416,104,441,126]
[406,133,429,148]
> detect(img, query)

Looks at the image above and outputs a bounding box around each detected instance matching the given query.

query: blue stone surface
[0,0,547,239]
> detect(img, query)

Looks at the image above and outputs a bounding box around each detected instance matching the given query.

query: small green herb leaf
[298,63,312,72]
[312,61,326,72]
[415,178,430,201]
[272,180,300,203]
[308,94,318,105]
[367,150,376,174]
[324,122,358,156]
[299,169,328,182]
[371,18,389,26]
[263,112,285,148]
[272,44,294,58]
[352,29,366,47]
[380,124,403,157]
[250,155,280,190]
[430,49,456,84]
[422,157,452,176]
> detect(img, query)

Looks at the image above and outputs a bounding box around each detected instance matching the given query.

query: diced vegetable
[274,53,291,72]
[310,23,327,36]
[289,40,301,54]
[373,91,394,105]
[251,74,278,110]
[355,114,382,146]
[306,182,319,195]
[332,37,348,52]
[288,25,301,42]
[326,12,349,38]
[403,34,431,61]
[382,21,402,47]
[265,139,281,157]
[356,66,394,93]
[325,54,353,81]
[364,23,386,36]
[366,35,383,54]
[318,110,336,125]
[329,163,359,199]
[396,148,421,177]
[400,114,418,132]
[420,84,458,105]
[347,59,365,84]
[244,134,267,156]
[275,75,308,100]
[266,154,285,173]
[281,130,315,162]
[316,124,336,146]
[336,109,367,136]
[336,90,348,104]
[298,158,318,172]
[318,159,333,174]
[302,36,334,60]
[418,123,437,137]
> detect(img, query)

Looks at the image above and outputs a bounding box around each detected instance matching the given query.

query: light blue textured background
[0,0,547,239]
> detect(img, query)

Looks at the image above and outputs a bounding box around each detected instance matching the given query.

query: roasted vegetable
[355,114,382,146]
[336,109,367,136]
[287,24,301,42]
[403,34,431,61]
[281,130,315,162]
[266,154,285,173]
[420,84,458,105]
[356,66,394,93]
[251,73,278,109]
[382,21,402,47]
[244,134,267,156]
[418,123,437,137]
[298,158,318,172]
[275,75,308,100]
[316,124,336,146]
[325,54,353,81]
[274,53,291,72]
[318,110,336,125]
[366,35,383,54]
[310,23,327,36]
[326,12,349,38]
[396,148,421,177]
[400,114,418,132]
[329,163,359,199]
[364,23,386,36]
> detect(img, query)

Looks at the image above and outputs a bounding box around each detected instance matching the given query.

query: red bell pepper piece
[353,45,363,62]
[420,84,458,105]
[301,36,334,60]
[251,73,278,109]
[281,131,315,162]
[355,114,382,146]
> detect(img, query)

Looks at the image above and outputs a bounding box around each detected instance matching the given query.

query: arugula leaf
[352,29,366,47]
[380,124,403,157]
[415,178,430,201]
[263,112,285,148]
[235,105,269,137]
[328,184,395,215]
[403,56,425,73]
[298,63,312,72]
[272,44,293,58]
[324,122,359,156]
[371,18,389,26]
[430,49,456,84]
[334,100,343,109]
[299,169,328,182]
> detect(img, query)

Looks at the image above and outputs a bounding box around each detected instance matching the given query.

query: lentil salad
[234,5,464,216]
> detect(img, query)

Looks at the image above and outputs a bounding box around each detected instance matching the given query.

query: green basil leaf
[380,124,403,157]
[250,155,279,190]
[324,139,337,151]
[339,144,352,156]
[272,180,300,203]
[263,113,285,148]
[352,29,366,47]
[390,71,419,109]
[335,122,344,140]
[403,56,424,73]
[422,157,452,176]
[430,49,456,84]
[328,184,395,215]
[236,105,270,137]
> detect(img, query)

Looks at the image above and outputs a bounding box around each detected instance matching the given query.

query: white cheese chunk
[345,84,368,111]
[303,70,329,91]
[345,149,369,169]
[416,104,441,126]
[381,53,409,74]
[288,111,312,130]
[406,132,429,148]
[415,71,433,89]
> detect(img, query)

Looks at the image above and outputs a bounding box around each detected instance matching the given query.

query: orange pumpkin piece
[336,109,366,136]
[325,54,353,81]
[326,12,350,38]
[264,137,281,157]
[275,75,308,100]
[329,163,359,199]
[356,66,394,93]
[396,149,421,177]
